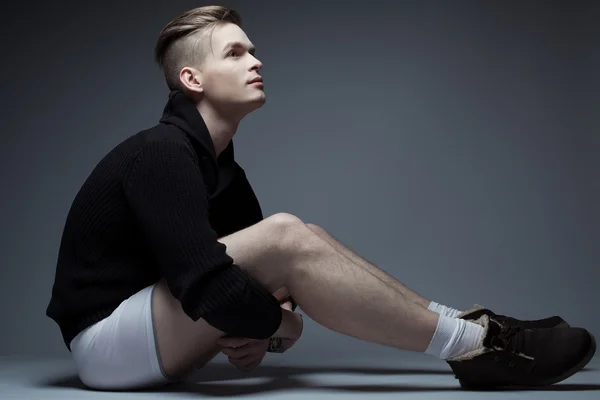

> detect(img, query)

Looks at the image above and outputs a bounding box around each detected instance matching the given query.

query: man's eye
[228,50,238,57]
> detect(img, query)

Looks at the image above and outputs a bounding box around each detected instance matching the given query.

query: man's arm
[124,138,282,339]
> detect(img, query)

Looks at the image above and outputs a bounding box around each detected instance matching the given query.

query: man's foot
[446,315,596,390]
[458,304,569,329]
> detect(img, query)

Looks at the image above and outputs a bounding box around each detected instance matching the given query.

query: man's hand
[270,291,303,353]
[272,286,291,303]
[273,286,298,316]
[217,337,270,372]
[217,287,303,371]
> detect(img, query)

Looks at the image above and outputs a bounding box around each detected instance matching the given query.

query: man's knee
[267,212,305,229]
[265,213,308,240]
[305,222,324,233]
[265,213,321,253]
[268,213,324,233]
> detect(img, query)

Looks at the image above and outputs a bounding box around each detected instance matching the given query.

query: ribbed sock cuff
[428,301,463,319]
[425,315,484,360]
[425,314,459,358]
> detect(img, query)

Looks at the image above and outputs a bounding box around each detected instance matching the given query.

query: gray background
[1,0,598,361]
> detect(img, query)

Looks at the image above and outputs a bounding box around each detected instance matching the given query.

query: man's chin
[227,96,266,119]
[246,96,267,111]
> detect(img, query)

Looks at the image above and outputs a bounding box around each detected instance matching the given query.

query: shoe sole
[459,331,596,390]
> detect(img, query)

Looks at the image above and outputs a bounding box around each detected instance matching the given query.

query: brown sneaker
[447,315,596,390]
[458,304,569,329]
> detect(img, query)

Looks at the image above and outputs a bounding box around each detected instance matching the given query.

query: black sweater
[46,90,288,350]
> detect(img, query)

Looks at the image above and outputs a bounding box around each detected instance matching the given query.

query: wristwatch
[267,337,284,353]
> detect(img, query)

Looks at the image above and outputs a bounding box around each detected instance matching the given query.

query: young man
[46,5,595,392]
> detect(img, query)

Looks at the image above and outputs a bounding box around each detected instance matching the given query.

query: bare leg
[153,213,439,379]
[305,223,432,309]
[152,278,224,379]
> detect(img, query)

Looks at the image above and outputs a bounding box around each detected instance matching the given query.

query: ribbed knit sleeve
[124,138,282,339]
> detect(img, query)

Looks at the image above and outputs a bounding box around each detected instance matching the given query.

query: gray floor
[1,353,599,400]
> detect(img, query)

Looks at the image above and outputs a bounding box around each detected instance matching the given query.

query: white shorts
[70,284,176,390]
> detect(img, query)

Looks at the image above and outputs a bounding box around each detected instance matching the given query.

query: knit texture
[46,90,283,350]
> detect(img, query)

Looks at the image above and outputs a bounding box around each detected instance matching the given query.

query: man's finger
[229,354,263,372]
[221,346,249,359]
[240,358,262,372]
[272,286,291,302]
[281,300,293,311]
[217,337,252,348]
[230,358,252,372]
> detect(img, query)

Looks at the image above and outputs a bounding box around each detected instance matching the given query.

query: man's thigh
[152,278,224,380]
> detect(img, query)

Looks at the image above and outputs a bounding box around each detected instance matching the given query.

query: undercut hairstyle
[154,6,243,90]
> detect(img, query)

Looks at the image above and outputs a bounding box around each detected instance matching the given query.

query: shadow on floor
[40,365,600,396]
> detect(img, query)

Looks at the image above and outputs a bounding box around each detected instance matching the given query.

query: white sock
[425,315,485,359]
[428,301,463,318]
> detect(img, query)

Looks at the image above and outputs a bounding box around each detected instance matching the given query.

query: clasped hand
[217,287,302,372]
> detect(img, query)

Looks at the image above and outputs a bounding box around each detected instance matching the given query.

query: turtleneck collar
[159,89,218,159]
[158,89,237,196]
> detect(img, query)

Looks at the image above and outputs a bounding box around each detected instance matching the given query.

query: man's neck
[197,103,240,157]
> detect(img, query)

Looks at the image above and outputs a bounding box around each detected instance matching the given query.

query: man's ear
[179,66,204,94]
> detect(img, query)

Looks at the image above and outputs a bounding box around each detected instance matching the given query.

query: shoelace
[490,323,524,369]
[493,315,526,329]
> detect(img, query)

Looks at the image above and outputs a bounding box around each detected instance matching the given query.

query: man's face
[194,23,265,117]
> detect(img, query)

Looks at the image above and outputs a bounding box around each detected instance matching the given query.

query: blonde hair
[154,5,243,90]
